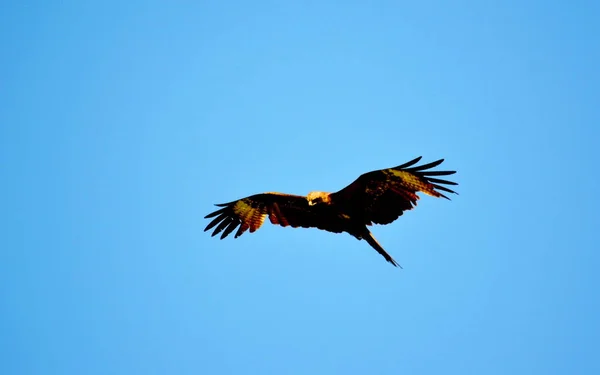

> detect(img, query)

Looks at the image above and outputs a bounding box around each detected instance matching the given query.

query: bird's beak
[308,200,315,206]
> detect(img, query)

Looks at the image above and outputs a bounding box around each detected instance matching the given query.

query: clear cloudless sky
[2,1,599,374]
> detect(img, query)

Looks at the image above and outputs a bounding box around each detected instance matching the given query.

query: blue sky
[2,1,599,374]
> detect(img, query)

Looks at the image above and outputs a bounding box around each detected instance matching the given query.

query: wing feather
[402,158,444,171]
[394,156,422,169]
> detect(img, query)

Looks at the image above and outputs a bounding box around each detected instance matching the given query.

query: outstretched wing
[331,156,458,225]
[204,192,346,239]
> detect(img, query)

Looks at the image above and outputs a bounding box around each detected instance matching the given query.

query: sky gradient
[2,1,599,374]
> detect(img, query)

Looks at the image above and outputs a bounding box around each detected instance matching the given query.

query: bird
[203,156,458,267]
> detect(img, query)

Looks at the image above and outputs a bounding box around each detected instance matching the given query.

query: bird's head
[306,191,331,206]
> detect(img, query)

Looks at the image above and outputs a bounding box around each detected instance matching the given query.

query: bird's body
[204,157,458,267]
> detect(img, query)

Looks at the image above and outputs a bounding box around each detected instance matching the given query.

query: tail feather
[363,231,402,268]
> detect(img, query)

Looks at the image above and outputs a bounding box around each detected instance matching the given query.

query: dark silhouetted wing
[331,156,458,225]
[204,192,346,239]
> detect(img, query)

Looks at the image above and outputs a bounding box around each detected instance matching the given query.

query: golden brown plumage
[204,156,458,267]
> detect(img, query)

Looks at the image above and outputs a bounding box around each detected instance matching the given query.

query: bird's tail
[363,231,402,268]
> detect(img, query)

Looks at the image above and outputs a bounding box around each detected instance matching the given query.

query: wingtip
[439,190,459,200]
[395,156,423,169]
